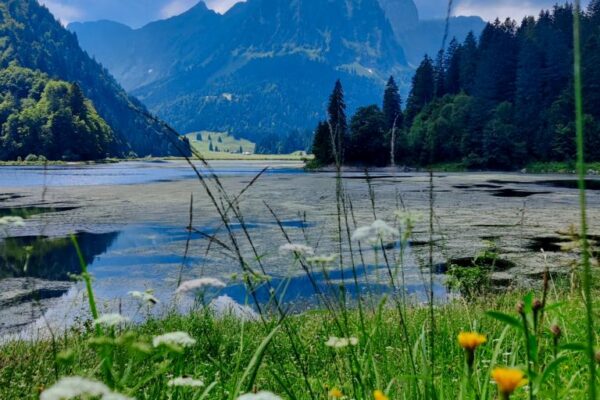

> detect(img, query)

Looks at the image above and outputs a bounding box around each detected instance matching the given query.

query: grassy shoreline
[0,288,595,399]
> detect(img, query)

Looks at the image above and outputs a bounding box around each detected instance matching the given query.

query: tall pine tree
[327,80,347,164]
[405,56,435,125]
[382,76,403,166]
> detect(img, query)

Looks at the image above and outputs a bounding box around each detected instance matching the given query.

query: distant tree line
[256,130,313,154]
[0,66,117,160]
[312,2,600,169]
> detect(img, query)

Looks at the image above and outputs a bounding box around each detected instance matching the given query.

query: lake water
[1,160,599,338]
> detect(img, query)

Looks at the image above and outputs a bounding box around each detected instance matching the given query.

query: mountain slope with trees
[0,0,189,160]
[0,66,116,160]
[312,3,600,169]
[69,0,485,144]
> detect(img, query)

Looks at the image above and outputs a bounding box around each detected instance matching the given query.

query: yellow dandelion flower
[328,388,343,398]
[458,332,487,350]
[373,390,389,400]
[492,368,527,397]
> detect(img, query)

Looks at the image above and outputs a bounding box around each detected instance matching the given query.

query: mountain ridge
[0,0,189,158]
[69,0,484,139]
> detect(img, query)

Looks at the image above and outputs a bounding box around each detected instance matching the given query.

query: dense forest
[0,0,190,160]
[312,2,600,169]
[0,66,116,161]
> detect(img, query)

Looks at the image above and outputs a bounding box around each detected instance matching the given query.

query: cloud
[453,0,554,21]
[416,0,591,20]
[40,0,84,25]
[205,0,245,14]
[160,0,200,18]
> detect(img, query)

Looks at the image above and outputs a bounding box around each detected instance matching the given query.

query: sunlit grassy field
[0,286,597,399]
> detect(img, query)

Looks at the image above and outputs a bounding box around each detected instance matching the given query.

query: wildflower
[328,388,343,398]
[491,368,527,398]
[516,301,525,315]
[278,243,315,257]
[351,220,398,244]
[167,377,204,387]
[152,331,196,348]
[93,314,129,328]
[325,336,359,348]
[550,324,562,339]
[458,332,487,351]
[459,332,487,371]
[236,391,282,400]
[129,290,159,305]
[306,254,337,265]
[0,216,25,227]
[176,278,226,293]
[373,390,389,400]
[40,376,133,400]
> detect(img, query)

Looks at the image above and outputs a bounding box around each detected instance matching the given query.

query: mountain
[0,0,189,158]
[69,0,485,140]
[398,17,487,66]
[378,0,419,31]
[69,0,409,139]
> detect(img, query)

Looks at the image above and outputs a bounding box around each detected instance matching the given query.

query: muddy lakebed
[0,160,598,338]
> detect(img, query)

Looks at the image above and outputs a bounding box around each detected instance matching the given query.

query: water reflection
[0,232,119,280]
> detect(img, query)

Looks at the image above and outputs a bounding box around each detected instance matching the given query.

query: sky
[43,0,592,27]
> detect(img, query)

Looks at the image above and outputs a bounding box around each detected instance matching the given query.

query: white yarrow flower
[237,391,283,400]
[93,314,129,328]
[152,331,196,348]
[278,243,314,257]
[128,290,159,305]
[306,254,337,264]
[40,376,134,400]
[325,336,359,348]
[351,220,398,243]
[176,278,226,293]
[167,377,205,387]
[0,216,24,227]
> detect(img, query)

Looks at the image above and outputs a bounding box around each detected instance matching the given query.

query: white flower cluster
[128,290,159,305]
[40,376,133,400]
[306,254,337,265]
[0,216,24,227]
[325,336,359,348]
[278,243,315,257]
[176,278,226,293]
[237,391,283,400]
[351,220,398,244]
[152,331,196,348]
[167,377,204,387]
[93,314,130,328]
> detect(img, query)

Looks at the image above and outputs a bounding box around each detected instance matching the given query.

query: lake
[1,160,598,339]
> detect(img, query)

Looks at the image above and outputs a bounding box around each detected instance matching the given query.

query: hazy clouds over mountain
[44,0,592,26]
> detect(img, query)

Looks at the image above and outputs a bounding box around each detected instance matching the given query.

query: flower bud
[532,299,543,312]
[550,325,562,339]
[516,301,525,315]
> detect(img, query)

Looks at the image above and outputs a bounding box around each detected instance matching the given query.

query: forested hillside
[313,2,600,169]
[0,0,189,160]
[0,66,116,160]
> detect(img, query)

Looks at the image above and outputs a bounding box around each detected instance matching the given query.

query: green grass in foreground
[1,288,597,399]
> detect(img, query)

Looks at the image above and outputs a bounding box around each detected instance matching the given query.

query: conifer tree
[383,76,403,131]
[459,31,478,94]
[444,38,462,95]
[405,56,435,125]
[433,49,446,97]
[311,121,334,165]
[327,80,347,163]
